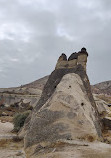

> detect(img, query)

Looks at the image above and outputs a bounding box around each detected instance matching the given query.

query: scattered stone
[16,150,23,156]
[2,112,7,116]
[1,120,6,123]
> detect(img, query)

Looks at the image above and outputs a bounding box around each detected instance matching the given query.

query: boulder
[2,112,8,116]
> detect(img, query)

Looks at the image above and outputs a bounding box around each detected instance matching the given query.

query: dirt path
[0,121,26,158]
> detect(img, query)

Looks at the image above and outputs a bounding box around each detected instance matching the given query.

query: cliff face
[0,87,42,119]
[0,76,49,111]
[0,87,42,108]
[24,63,102,157]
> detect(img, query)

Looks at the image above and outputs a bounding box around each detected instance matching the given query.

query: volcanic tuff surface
[24,65,103,157]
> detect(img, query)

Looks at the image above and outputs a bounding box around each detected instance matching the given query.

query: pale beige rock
[24,73,102,157]
[78,54,87,62]
[56,60,68,69]
[55,53,88,70]
[0,121,15,138]
[78,54,87,71]
[2,112,7,116]
[40,73,100,139]
[68,59,77,68]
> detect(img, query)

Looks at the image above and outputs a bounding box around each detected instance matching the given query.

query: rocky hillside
[0,87,42,106]
[0,73,110,116]
[92,81,111,104]
[92,80,111,96]
[21,75,49,90]
[0,87,42,121]
[22,77,111,97]
[0,76,49,119]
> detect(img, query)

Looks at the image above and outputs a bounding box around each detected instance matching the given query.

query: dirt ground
[26,141,111,158]
[0,121,26,158]
[1,121,111,158]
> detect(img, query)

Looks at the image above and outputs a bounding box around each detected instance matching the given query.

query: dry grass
[0,139,9,148]
[0,116,13,122]
[77,135,96,142]
[0,138,24,149]
[50,141,67,148]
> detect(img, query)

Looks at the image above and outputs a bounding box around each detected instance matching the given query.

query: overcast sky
[0,0,111,88]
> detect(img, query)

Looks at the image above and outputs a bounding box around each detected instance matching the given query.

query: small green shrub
[13,111,30,132]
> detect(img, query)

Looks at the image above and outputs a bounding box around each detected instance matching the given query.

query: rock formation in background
[23,48,104,157]
[92,80,111,97]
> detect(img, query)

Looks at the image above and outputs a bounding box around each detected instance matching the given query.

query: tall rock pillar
[77,48,88,71]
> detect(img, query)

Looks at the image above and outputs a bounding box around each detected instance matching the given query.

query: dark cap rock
[78,47,88,56]
[60,53,67,61]
[68,52,78,61]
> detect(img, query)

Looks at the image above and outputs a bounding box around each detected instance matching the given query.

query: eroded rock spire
[55,47,88,71]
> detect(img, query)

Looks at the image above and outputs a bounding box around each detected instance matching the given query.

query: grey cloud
[0,0,111,87]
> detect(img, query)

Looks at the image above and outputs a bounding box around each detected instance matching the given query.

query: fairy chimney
[55,53,68,69]
[68,52,78,68]
[77,48,88,71]
[55,48,88,71]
